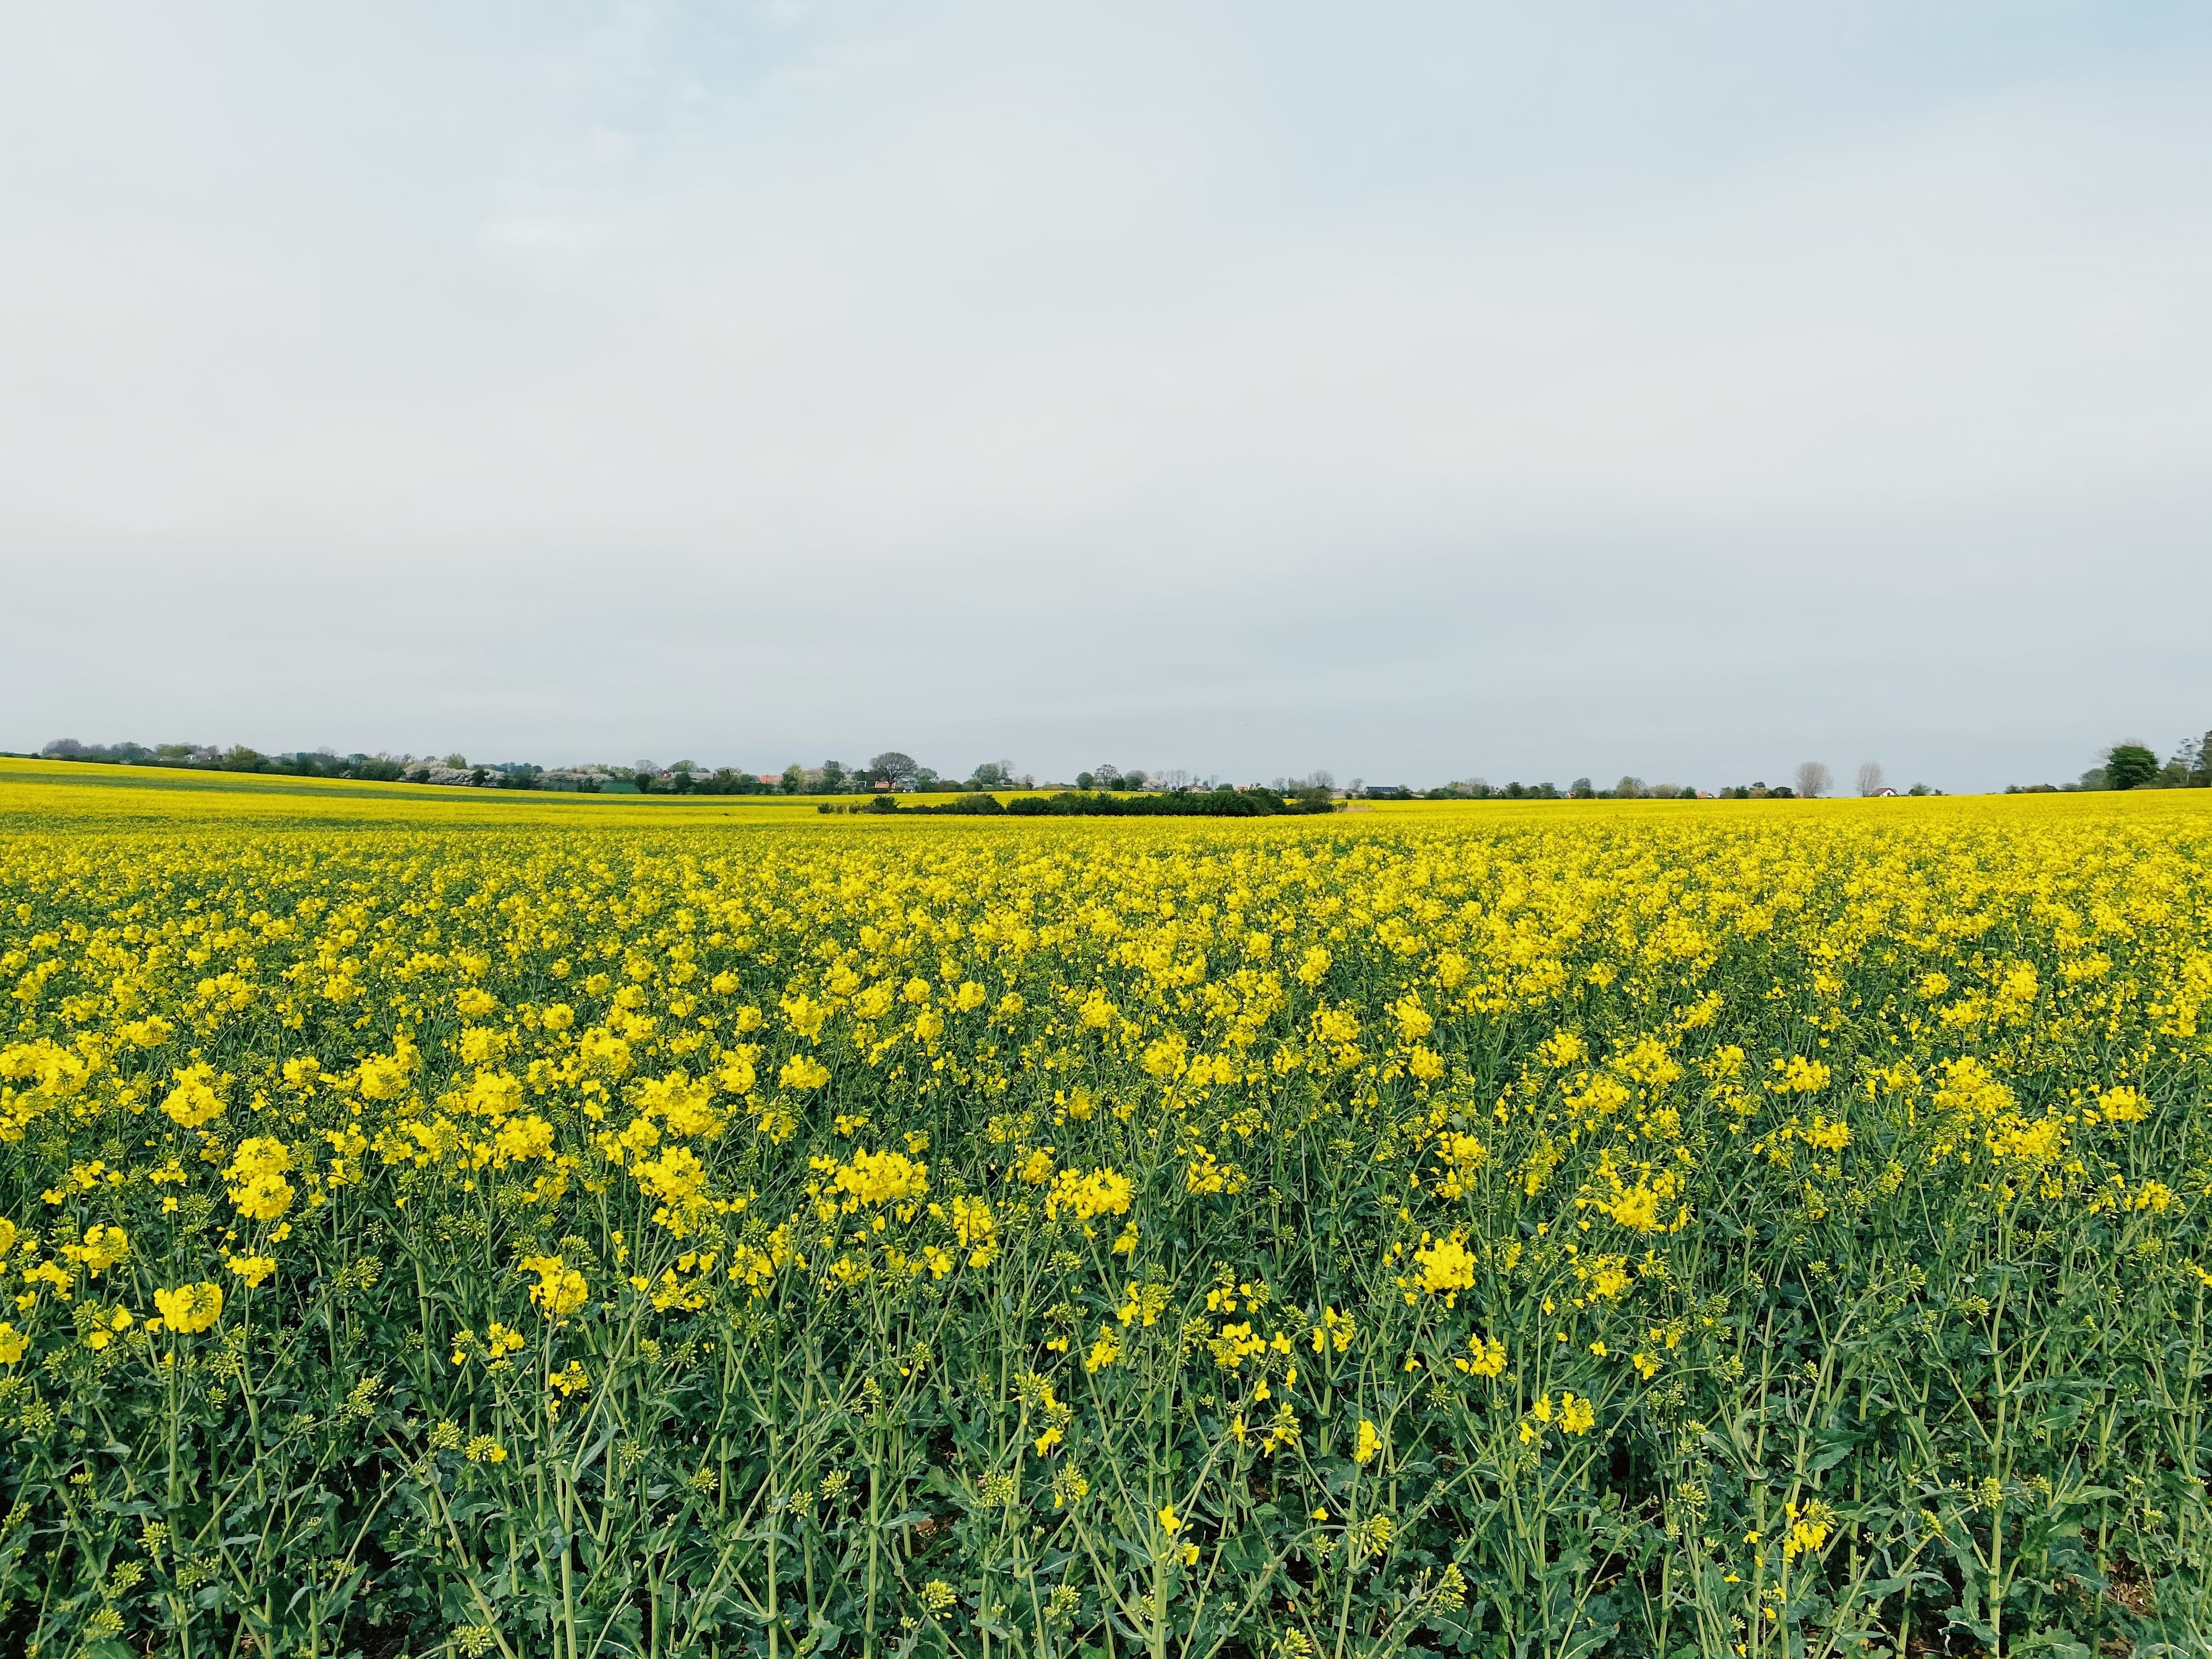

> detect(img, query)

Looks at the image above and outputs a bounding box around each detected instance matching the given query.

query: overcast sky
[4,3,2209,791]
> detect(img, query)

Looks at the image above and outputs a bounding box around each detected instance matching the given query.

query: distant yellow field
[0,756,850,826]
[12,751,2199,831]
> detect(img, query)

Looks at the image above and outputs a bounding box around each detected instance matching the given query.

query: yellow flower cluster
[519,1255,589,1318]
[153,1282,222,1334]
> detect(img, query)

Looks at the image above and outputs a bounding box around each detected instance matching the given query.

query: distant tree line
[1392,774,1936,801]
[108,735,2212,801]
[833,783,1338,818]
[622,755,1044,796]
[35,740,597,791]
[2008,732,2212,794]
[27,741,1062,797]
[1408,778,1721,801]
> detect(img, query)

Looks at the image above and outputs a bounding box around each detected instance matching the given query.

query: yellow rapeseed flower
[154,1283,224,1334]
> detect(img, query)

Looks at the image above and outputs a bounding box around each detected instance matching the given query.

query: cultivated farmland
[1,769,2207,1657]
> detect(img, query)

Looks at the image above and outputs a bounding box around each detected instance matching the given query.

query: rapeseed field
[1,766,2207,1658]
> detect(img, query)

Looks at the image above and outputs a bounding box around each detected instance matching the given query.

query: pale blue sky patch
[4,3,2209,789]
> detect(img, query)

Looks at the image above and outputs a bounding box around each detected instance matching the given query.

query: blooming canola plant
[0,766,2207,1656]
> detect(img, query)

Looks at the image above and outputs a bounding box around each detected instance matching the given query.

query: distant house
[1873,787,1899,797]
[759,774,782,786]
[873,780,894,791]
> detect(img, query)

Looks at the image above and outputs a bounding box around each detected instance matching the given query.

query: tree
[869,752,919,791]
[1075,772,1096,790]
[1794,761,1832,798]
[821,760,849,793]
[445,753,468,770]
[1855,761,1885,797]
[968,761,1012,790]
[2105,742,2158,790]
[2196,731,2212,787]
[779,763,806,795]
[1614,775,1642,799]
